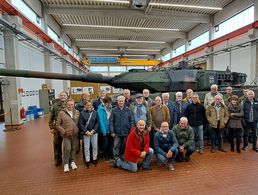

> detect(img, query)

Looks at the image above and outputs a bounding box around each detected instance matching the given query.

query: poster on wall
[100,86,111,93]
[112,87,123,94]
[71,87,83,95]
[83,87,94,94]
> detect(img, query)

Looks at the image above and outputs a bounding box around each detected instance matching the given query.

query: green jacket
[49,100,66,130]
[172,124,194,148]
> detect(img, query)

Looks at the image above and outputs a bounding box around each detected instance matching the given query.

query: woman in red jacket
[112,120,154,172]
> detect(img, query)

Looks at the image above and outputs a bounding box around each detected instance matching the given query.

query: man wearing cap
[130,93,150,128]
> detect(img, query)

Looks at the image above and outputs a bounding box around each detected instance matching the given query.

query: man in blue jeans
[113,120,154,173]
[154,122,178,171]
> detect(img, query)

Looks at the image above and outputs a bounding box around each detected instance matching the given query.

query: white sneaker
[64,164,69,173]
[71,162,77,170]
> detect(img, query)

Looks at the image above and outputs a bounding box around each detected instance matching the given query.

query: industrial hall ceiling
[41,0,235,58]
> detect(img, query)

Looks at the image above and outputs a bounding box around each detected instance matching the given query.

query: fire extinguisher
[20,107,26,120]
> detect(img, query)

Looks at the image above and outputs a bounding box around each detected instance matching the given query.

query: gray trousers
[63,137,77,164]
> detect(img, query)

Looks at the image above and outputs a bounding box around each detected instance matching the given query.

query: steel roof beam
[45,7,210,24]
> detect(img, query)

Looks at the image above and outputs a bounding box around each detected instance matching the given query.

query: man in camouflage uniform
[49,91,68,166]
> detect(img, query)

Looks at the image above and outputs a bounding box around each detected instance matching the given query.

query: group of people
[48,84,258,173]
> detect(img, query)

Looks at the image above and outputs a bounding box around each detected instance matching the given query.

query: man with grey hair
[206,95,229,153]
[172,92,187,126]
[162,92,174,129]
[143,89,153,107]
[93,89,106,110]
[223,86,233,106]
[110,95,134,159]
[183,89,193,104]
[204,84,224,108]
[173,117,195,162]
[123,89,133,107]
[242,90,258,152]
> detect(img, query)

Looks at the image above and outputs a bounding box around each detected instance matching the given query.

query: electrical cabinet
[39,89,55,114]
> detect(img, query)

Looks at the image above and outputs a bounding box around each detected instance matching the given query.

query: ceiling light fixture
[96,0,130,4]
[63,24,179,31]
[87,54,151,57]
[149,3,222,10]
[80,48,160,51]
[76,39,166,44]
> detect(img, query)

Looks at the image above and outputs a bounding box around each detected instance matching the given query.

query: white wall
[51,57,64,97]
[17,42,45,109]
[0,32,5,68]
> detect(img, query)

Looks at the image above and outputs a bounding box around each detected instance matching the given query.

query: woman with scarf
[97,96,113,161]
[78,100,99,168]
[227,95,244,153]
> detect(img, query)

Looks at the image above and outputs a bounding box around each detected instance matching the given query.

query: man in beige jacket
[56,99,80,173]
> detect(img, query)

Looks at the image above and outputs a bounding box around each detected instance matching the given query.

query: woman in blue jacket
[97,96,113,160]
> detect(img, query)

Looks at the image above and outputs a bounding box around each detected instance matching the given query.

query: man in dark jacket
[112,120,153,172]
[110,95,134,159]
[75,91,90,112]
[243,90,258,152]
[154,122,178,171]
[184,93,206,154]
[93,90,106,110]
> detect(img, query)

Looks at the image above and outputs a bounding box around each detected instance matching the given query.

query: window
[162,53,171,61]
[214,6,254,39]
[11,0,42,28]
[172,44,185,58]
[188,31,209,50]
[64,43,72,54]
[90,67,108,72]
[109,66,126,72]
[127,66,145,70]
[47,26,60,44]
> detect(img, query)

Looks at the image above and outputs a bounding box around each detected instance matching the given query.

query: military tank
[0,65,247,93]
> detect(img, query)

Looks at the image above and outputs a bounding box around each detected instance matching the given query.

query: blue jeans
[191,125,204,150]
[116,148,154,172]
[83,133,98,162]
[156,149,178,164]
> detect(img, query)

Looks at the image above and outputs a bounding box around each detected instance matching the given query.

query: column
[3,30,23,127]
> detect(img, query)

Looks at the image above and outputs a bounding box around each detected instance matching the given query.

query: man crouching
[113,120,154,172]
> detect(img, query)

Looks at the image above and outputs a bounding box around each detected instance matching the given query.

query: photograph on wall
[112,87,123,94]
[100,85,111,93]
[83,87,94,94]
[71,87,83,95]
[29,91,33,96]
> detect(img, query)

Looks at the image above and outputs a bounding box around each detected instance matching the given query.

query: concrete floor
[0,117,258,194]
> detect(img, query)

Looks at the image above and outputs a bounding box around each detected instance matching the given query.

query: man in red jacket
[113,120,154,172]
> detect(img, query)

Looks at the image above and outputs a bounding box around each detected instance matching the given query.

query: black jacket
[184,103,206,127]
[243,99,258,122]
[78,109,99,133]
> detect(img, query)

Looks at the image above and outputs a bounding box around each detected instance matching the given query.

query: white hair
[162,93,169,98]
[175,92,183,97]
[180,117,188,123]
[211,84,218,90]
[117,95,125,101]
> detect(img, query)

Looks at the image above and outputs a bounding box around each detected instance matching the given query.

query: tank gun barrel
[0,68,112,84]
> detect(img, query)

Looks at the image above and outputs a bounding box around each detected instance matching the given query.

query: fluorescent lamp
[80,48,118,51]
[63,24,179,31]
[76,39,166,44]
[149,3,222,10]
[127,49,160,51]
[87,54,151,57]
[96,0,130,3]
[80,48,160,51]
